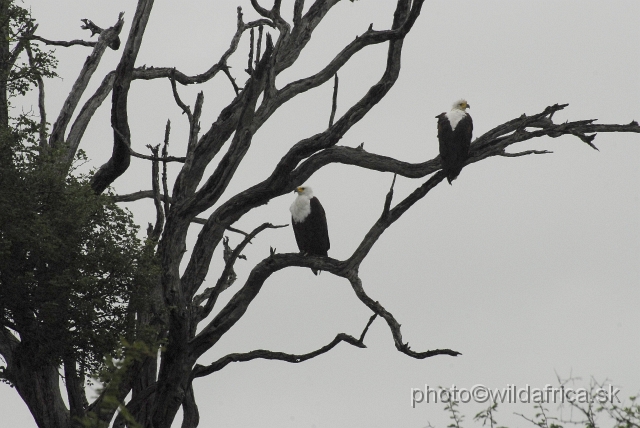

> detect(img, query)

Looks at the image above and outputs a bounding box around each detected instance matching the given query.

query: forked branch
[192,314,376,378]
[195,222,288,318]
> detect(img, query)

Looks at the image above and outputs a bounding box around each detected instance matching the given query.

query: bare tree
[1,1,639,427]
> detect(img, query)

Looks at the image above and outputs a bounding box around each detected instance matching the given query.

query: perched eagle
[289,186,330,275]
[436,99,473,184]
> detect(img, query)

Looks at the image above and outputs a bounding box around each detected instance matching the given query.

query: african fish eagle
[290,186,330,275]
[436,99,473,184]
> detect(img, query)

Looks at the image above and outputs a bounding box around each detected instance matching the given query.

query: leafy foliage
[0,131,158,378]
[4,2,58,99]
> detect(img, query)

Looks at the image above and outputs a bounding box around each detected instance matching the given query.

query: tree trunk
[11,360,70,428]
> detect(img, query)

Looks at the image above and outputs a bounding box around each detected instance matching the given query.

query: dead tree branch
[28,35,96,48]
[147,144,164,241]
[328,73,338,127]
[195,222,288,319]
[91,1,154,194]
[130,149,186,163]
[186,101,640,367]
[192,315,375,378]
[499,149,552,157]
[64,71,116,165]
[346,272,460,359]
[179,0,423,311]
[49,13,124,150]
[162,120,171,216]
[169,70,193,120]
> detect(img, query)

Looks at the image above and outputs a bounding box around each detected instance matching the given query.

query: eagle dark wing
[437,113,453,161]
[437,113,473,184]
[291,216,307,253]
[308,197,330,256]
[457,114,473,153]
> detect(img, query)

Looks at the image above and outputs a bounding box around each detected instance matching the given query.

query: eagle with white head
[290,186,330,275]
[436,99,473,184]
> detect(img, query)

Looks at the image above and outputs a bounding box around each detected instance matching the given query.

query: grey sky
[3,1,639,427]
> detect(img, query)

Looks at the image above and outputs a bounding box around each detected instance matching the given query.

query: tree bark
[10,360,70,428]
[90,0,154,194]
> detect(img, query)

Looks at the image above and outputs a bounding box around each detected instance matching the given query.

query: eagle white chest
[290,195,311,223]
[446,109,467,131]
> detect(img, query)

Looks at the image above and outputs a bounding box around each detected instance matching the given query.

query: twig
[222,66,240,95]
[328,73,339,127]
[130,149,186,163]
[146,144,164,241]
[382,173,397,216]
[162,120,171,215]
[169,70,192,120]
[247,27,255,75]
[255,25,264,71]
[499,149,552,157]
[110,126,186,163]
[359,314,378,342]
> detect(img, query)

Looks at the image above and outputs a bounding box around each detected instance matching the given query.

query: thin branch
[255,25,264,72]
[111,190,166,203]
[359,313,378,342]
[382,173,397,216]
[193,333,365,378]
[186,92,204,155]
[247,27,255,75]
[28,35,96,48]
[221,65,240,95]
[328,73,338,127]
[170,70,192,121]
[130,149,186,163]
[345,271,460,359]
[146,144,164,241]
[192,315,375,378]
[109,192,257,237]
[225,226,250,237]
[499,149,552,157]
[162,120,171,216]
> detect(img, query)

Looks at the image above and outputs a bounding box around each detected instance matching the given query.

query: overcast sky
[3,1,639,427]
